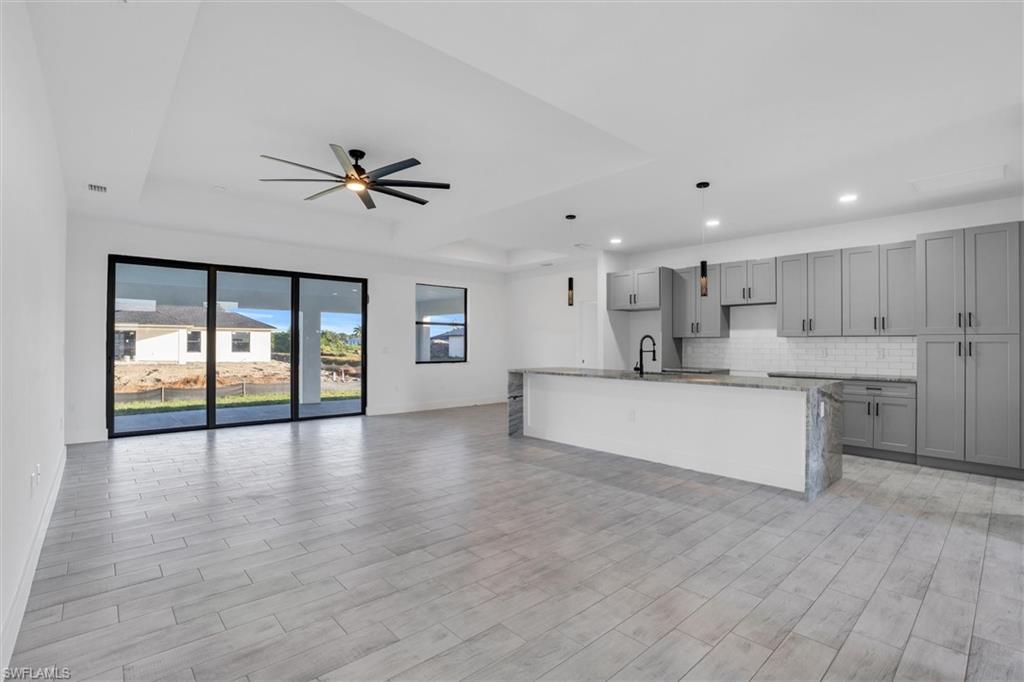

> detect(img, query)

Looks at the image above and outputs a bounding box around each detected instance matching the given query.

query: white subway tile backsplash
[681,335,916,378]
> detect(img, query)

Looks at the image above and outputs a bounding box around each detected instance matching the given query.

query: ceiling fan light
[345,179,367,192]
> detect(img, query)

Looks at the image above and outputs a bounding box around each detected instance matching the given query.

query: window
[187,331,202,353]
[231,331,251,353]
[415,284,466,363]
[114,330,136,360]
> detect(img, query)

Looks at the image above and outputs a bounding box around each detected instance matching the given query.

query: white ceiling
[27,1,1023,270]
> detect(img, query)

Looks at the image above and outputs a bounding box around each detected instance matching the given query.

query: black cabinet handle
[690,322,695,333]
[873,317,877,330]
[968,312,974,327]
[882,316,886,331]
[697,322,701,334]
[867,401,871,415]
[958,341,962,357]
[809,318,814,332]
[958,312,962,328]
[802,319,806,332]
[968,341,972,357]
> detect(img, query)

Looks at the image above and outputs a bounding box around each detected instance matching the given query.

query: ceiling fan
[260,144,450,209]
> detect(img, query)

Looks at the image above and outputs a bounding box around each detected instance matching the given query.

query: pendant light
[696,181,710,297]
[566,214,577,306]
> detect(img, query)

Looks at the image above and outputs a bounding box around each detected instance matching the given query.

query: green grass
[114,389,361,415]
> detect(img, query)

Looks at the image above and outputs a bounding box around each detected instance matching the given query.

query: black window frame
[186,330,202,353]
[414,283,467,364]
[230,331,251,353]
[106,254,368,438]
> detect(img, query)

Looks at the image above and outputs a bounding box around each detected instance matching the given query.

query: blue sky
[240,309,362,335]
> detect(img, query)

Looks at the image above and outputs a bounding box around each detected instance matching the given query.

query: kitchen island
[508,368,842,500]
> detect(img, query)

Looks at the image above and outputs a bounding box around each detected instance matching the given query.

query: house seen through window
[415,284,466,363]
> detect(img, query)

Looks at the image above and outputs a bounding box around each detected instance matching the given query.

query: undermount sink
[658,367,729,375]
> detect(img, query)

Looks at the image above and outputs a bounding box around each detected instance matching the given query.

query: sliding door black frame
[106,254,368,438]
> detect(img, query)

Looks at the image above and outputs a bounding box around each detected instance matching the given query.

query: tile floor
[10,403,1024,681]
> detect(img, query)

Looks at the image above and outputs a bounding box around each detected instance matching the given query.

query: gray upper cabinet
[917,229,966,334]
[672,265,727,338]
[720,259,776,305]
[879,241,916,335]
[965,334,1020,468]
[917,335,966,461]
[607,267,665,311]
[777,254,808,337]
[807,250,842,336]
[965,223,1020,335]
[720,261,748,306]
[842,245,880,336]
[748,259,777,304]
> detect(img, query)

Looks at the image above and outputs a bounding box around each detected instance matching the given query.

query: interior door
[965,335,1020,467]
[673,268,697,337]
[916,229,965,335]
[917,335,966,460]
[879,241,916,335]
[720,261,748,305]
[633,268,661,309]
[807,249,842,336]
[776,254,808,337]
[873,396,917,454]
[965,223,1020,335]
[842,245,880,336]
[747,258,777,304]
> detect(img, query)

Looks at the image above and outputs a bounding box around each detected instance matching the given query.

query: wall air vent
[87,184,108,193]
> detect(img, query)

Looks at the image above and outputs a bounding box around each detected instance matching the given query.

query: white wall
[505,261,598,369]
[1,1,68,667]
[65,215,508,444]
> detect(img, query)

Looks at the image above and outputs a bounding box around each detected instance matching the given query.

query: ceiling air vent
[87,183,108,193]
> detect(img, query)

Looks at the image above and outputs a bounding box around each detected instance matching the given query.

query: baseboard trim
[917,455,1024,481]
[2,448,66,669]
[843,445,916,464]
[367,396,505,416]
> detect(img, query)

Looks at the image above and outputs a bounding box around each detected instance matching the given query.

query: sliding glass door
[108,256,367,437]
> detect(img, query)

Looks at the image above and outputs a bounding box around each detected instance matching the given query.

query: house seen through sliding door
[108,256,367,437]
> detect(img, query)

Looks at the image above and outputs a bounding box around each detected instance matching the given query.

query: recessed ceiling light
[609,238,622,245]
[540,262,554,268]
[705,219,720,228]
[564,214,577,220]
[838,193,858,204]
[211,185,226,192]
[573,242,591,250]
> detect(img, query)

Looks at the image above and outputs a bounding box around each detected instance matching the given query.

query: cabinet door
[777,254,808,337]
[842,245,880,336]
[880,241,916,335]
[697,264,724,337]
[917,229,965,334]
[808,250,843,336]
[747,258,777,304]
[720,261,748,305]
[966,335,1020,468]
[965,223,1020,335]
[841,394,875,448]
[873,397,917,453]
[633,268,661,310]
[917,335,966,460]
[672,268,697,337]
[607,271,634,311]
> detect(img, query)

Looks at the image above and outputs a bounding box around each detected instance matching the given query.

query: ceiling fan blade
[366,158,420,181]
[358,191,376,210]
[304,184,347,201]
[329,144,358,178]
[368,185,428,205]
[261,154,346,180]
[260,178,339,182]
[372,179,450,190]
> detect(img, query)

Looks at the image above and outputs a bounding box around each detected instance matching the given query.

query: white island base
[509,369,842,500]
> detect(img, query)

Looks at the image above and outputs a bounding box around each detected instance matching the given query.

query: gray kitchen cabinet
[873,396,917,454]
[634,268,662,309]
[672,265,727,338]
[965,222,1020,335]
[917,229,966,335]
[748,258,777,304]
[607,268,667,311]
[842,245,880,336]
[917,335,966,461]
[807,249,842,336]
[720,258,776,305]
[777,254,808,337]
[841,393,874,448]
[672,267,698,338]
[721,261,748,306]
[965,334,1020,468]
[879,241,916,335]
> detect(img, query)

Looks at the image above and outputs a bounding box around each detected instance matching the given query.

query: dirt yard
[114,361,360,391]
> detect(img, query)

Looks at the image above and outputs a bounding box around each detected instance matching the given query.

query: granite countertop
[768,371,917,384]
[509,367,840,393]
